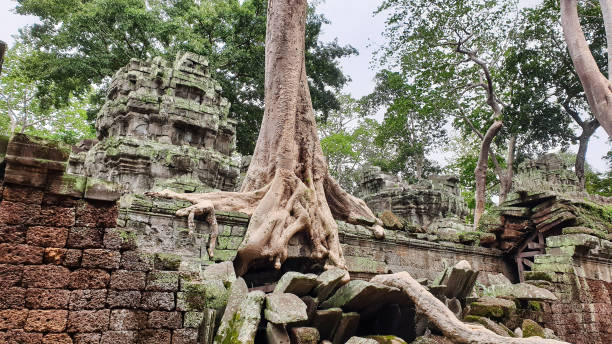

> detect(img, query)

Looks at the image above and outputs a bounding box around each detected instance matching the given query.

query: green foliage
[503,0,605,156]
[362,70,444,181]
[0,44,95,143]
[319,94,388,193]
[14,0,356,154]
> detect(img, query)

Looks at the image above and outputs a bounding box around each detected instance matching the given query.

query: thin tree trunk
[498,136,516,204]
[148,0,383,276]
[575,120,599,188]
[474,120,503,229]
[0,41,6,76]
[561,0,612,137]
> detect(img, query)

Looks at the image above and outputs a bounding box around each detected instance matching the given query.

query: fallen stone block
[320,280,400,311]
[264,293,308,324]
[289,327,320,344]
[266,322,290,344]
[313,268,349,301]
[311,308,342,340]
[213,290,265,344]
[274,271,318,296]
[345,337,379,344]
[203,261,236,287]
[487,283,557,302]
[332,312,360,344]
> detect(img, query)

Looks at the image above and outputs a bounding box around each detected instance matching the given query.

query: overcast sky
[1,0,610,171]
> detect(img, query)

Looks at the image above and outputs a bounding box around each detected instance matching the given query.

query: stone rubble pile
[184,259,563,344]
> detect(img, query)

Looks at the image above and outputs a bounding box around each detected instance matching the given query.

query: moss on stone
[522,319,545,338]
[155,253,182,271]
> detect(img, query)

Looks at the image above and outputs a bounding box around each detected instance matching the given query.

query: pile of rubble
[188,259,564,344]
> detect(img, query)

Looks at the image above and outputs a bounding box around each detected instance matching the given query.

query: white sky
[1,0,610,171]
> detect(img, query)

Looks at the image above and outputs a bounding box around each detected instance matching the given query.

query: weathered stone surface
[218,277,248,330]
[68,52,239,194]
[487,273,512,286]
[264,293,308,324]
[274,271,318,296]
[197,309,216,344]
[300,295,319,321]
[345,337,378,344]
[266,322,290,344]
[487,283,557,301]
[213,290,265,344]
[431,260,478,301]
[464,316,514,337]
[320,280,400,311]
[311,308,342,340]
[332,312,360,344]
[522,319,545,338]
[468,297,516,319]
[313,268,349,301]
[289,327,320,344]
[203,261,236,287]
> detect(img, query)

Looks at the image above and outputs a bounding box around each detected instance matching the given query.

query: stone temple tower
[68,52,240,193]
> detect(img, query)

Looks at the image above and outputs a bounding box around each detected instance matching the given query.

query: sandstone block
[266,322,290,344]
[108,290,142,308]
[23,265,70,288]
[146,271,179,292]
[264,293,308,325]
[202,261,235,287]
[135,329,171,344]
[213,290,264,344]
[67,309,110,333]
[69,289,107,310]
[148,311,182,329]
[313,268,349,301]
[75,201,118,228]
[0,243,43,264]
[0,264,22,287]
[25,310,68,332]
[110,270,146,290]
[43,333,73,344]
[0,201,40,225]
[0,309,28,329]
[289,327,320,344]
[110,309,148,330]
[3,185,43,204]
[69,269,110,289]
[274,271,318,296]
[73,333,101,344]
[311,308,342,340]
[100,331,135,344]
[27,226,69,247]
[82,249,121,269]
[120,251,154,271]
[172,328,198,344]
[26,288,71,309]
[0,287,25,309]
[0,224,26,243]
[67,227,104,248]
[141,292,175,311]
[37,206,76,227]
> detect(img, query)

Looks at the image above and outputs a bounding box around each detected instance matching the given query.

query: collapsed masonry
[0,53,610,343]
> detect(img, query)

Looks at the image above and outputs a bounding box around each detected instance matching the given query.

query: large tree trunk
[561,0,612,137]
[601,0,612,79]
[474,120,503,228]
[148,0,383,276]
[372,272,568,344]
[575,120,600,188]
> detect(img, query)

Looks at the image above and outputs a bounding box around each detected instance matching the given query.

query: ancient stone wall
[0,135,214,343]
[528,235,612,344]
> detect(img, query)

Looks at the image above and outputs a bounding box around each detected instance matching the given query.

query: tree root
[371,272,568,344]
[146,167,384,275]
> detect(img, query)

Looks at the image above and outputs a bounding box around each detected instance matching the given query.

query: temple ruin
[0,53,611,344]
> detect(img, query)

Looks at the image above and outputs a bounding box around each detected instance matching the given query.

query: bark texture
[473,120,503,228]
[148,0,383,276]
[371,272,569,344]
[561,0,612,137]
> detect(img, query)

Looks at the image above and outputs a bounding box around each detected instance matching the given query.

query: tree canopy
[14,0,356,154]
